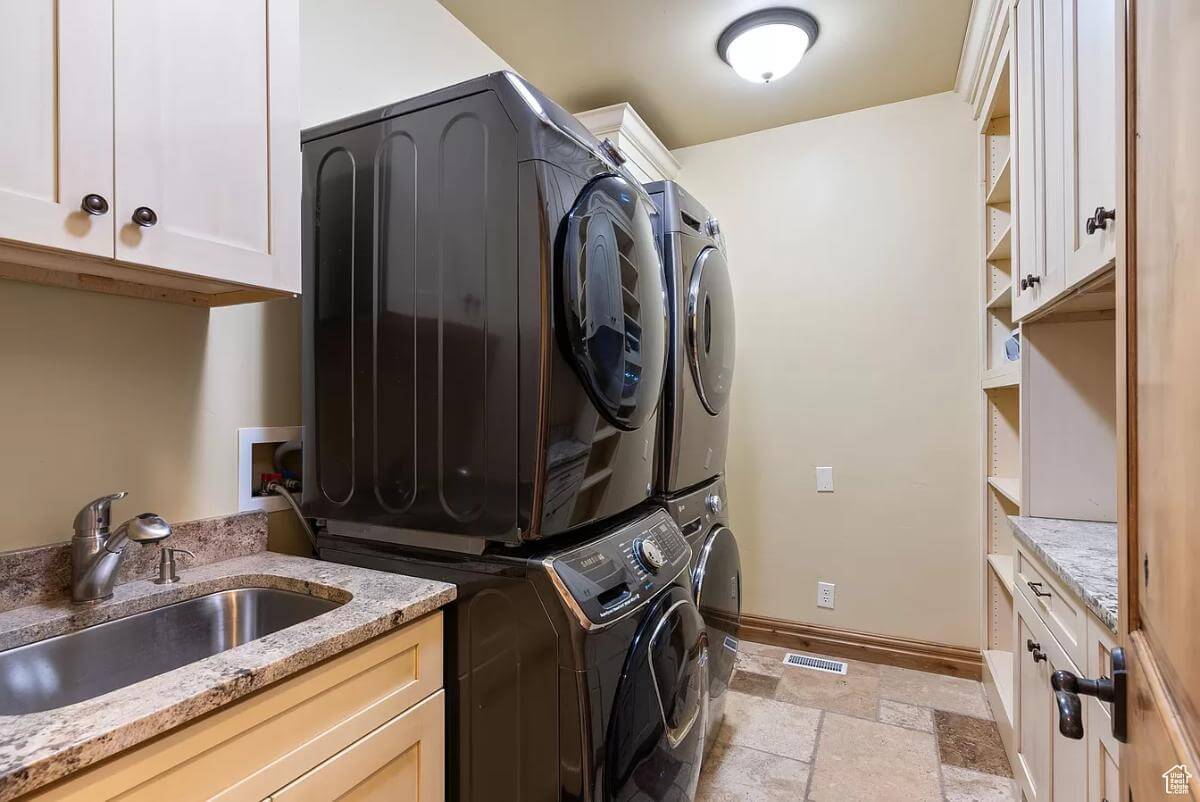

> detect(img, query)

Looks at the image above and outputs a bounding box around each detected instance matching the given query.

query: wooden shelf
[987,476,1021,506]
[982,366,1020,389]
[986,286,1012,310]
[987,553,1015,595]
[986,157,1012,205]
[986,224,1012,261]
[983,649,1015,733]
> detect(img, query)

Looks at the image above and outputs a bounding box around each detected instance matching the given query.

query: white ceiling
[438,0,973,149]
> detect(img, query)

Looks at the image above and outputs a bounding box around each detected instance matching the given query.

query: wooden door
[0,0,114,258]
[1120,0,1200,798]
[1063,0,1118,287]
[112,0,299,292]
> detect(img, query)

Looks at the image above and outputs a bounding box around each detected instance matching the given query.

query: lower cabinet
[269,691,444,802]
[27,612,444,801]
[1013,576,1115,802]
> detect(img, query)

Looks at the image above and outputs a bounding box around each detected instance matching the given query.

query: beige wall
[0,0,507,552]
[674,92,981,647]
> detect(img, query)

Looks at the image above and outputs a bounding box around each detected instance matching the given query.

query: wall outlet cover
[817,581,836,609]
[816,466,834,492]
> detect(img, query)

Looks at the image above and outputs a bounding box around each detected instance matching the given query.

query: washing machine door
[687,247,735,415]
[560,175,668,431]
[693,526,741,750]
[605,586,707,802]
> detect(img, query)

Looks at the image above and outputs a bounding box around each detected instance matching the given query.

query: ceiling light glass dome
[717,8,820,84]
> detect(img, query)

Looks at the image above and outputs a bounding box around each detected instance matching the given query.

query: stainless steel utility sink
[0,587,342,715]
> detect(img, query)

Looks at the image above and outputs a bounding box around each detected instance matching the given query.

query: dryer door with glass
[604,586,707,802]
[686,247,735,415]
[560,175,668,432]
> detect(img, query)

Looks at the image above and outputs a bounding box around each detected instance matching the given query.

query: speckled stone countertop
[0,553,455,800]
[1009,516,1118,633]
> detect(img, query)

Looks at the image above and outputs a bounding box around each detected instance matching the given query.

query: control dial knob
[706,493,724,514]
[636,538,667,573]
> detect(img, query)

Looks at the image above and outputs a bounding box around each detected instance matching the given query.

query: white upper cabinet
[1062,0,1118,287]
[1012,0,1119,321]
[0,0,115,258]
[0,0,298,304]
[1012,0,1067,319]
[113,0,299,293]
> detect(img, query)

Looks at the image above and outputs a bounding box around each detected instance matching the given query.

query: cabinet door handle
[81,194,109,216]
[1086,206,1117,235]
[1027,580,1051,598]
[131,206,158,227]
[1027,274,1041,287]
[1020,276,1029,290]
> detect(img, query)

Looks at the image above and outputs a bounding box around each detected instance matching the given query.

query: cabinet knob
[1027,274,1041,287]
[1027,637,1048,663]
[81,194,109,216]
[131,206,158,228]
[1086,206,1117,235]
[1020,276,1029,290]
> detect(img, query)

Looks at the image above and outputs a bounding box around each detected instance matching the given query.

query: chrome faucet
[71,492,172,603]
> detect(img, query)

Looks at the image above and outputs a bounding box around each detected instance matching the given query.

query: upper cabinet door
[1062,0,1117,287]
[1011,0,1040,320]
[112,0,299,293]
[0,0,114,258]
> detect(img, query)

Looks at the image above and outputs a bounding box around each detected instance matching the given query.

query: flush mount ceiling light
[717,7,819,84]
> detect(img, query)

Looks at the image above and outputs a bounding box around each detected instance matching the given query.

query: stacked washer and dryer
[300,73,734,802]
[645,180,741,754]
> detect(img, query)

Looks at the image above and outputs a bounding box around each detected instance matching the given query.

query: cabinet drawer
[268,690,444,801]
[29,612,442,801]
[1015,545,1086,668]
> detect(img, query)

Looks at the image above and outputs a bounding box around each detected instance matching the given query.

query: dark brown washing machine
[658,475,740,756]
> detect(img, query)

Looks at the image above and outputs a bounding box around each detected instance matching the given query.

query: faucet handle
[73,491,129,536]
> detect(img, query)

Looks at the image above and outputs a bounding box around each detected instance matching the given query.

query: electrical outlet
[816,466,834,492]
[817,581,836,609]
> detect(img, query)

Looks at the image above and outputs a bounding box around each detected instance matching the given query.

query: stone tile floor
[697,640,1017,801]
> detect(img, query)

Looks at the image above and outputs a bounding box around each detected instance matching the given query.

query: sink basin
[0,587,342,715]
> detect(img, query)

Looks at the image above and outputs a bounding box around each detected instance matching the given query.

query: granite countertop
[1008,515,1118,634]
[0,552,455,800]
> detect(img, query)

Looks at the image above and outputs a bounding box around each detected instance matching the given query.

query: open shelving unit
[974,27,1019,758]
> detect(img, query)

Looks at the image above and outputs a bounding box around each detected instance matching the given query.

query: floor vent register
[783,653,849,675]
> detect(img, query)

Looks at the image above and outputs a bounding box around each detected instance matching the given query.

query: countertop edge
[1008,515,1118,635]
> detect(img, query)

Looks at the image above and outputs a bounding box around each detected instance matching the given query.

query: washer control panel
[547,510,690,627]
